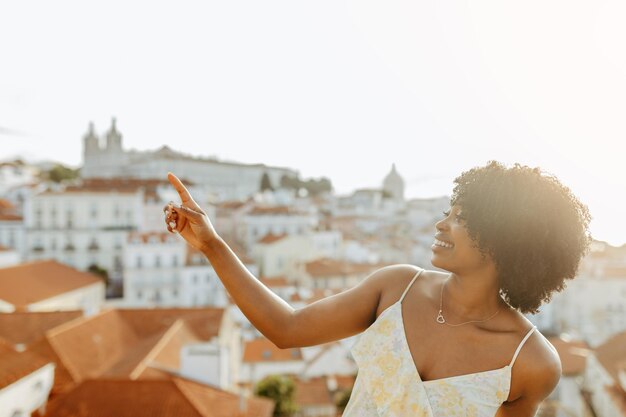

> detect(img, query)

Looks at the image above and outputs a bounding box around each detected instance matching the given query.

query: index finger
[167,172,193,203]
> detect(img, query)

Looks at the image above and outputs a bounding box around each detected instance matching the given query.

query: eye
[442,210,450,218]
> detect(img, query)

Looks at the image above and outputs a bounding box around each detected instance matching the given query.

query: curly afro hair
[451,161,592,314]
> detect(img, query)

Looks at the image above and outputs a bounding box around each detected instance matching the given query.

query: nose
[435,217,449,232]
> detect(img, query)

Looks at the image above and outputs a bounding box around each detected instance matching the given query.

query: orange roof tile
[257,233,288,244]
[173,377,275,417]
[128,231,178,244]
[27,338,77,396]
[0,260,103,308]
[0,310,83,346]
[136,320,202,379]
[259,276,289,287]
[46,310,143,382]
[293,375,333,406]
[596,331,626,382]
[248,206,306,216]
[116,307,225,340]
[0,199,15,211]
[0,214,22,221]
[44,378,274,417]
[333,374,356,391]
[547,336,589,376]
[243,338,302,363]
[304,258,386,278]
[0,348,52,390]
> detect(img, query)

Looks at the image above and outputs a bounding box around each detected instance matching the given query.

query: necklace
[436,276,501,326]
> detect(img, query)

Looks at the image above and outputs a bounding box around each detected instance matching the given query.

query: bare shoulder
[507,320,562,403]
[374,265,445,317]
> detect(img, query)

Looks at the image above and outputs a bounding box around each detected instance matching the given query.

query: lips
[432,236,454,250]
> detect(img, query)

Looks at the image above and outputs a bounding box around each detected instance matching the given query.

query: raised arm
[164,172,392,348]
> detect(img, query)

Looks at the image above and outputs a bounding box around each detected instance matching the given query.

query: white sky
[1,1,625,245]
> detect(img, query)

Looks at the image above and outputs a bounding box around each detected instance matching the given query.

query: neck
[442,269,506,319]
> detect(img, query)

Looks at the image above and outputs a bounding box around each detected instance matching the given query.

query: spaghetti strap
[509,325,537,368]
[399,267,424,304]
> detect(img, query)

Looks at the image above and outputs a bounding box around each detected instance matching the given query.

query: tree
[260,172,274,192]
[87,264,109,286]
[43,164,80,183]
[334,387,352,413]
[254,375,298,417]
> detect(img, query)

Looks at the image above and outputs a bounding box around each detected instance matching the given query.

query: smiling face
[430,205,494,274]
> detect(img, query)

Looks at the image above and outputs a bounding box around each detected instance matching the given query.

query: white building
[0,260,104,314]
[0,160,40,196]
[0,347,55,417]
[0,206,26,257]
[24,182,144,275]
[243,206,318,249]
[80,119,299,201]
[123,233,257,309]
[0,246,20,268]
[123,231,187,306]
[252,231,342,278]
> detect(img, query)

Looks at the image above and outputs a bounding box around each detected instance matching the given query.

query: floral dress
[343,266,537,417]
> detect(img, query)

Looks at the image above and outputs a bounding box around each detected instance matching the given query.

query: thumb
[174,205,204,221]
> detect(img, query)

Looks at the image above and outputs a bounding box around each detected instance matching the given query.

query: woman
[163,161,591,417]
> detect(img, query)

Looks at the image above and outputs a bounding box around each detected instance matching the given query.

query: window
[136,256,142,268]
[154,255,161,267]
[172,255,178,267]
[137,290,142,299]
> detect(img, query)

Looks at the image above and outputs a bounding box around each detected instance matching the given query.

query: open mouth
[432,238,454,249]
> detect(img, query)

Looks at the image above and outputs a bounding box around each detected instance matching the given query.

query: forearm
[201,236,295,348]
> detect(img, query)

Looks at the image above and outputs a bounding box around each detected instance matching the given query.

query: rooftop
[0,260,103,308]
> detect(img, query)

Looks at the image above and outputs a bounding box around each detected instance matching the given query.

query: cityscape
[0,119,624,417]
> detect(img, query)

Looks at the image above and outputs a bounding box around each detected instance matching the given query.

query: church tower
[105,117,123,153]
[82,121,101,168]
[382,163,405,201]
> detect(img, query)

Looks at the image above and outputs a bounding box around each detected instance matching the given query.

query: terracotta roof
[217,201,247,210]
[48,178,192,194]
[173,377,275,417]
[102,327,172,378]
[596,330,626,382]
[137,320,202,379]
[0,214,22,221]
[0,199,15,211]
[293,375,333,406]
[43,377,274,417]
[0,310,83,346]
[248,206,306,216]
[0,245,13,252]
[0,348,52,390]
[259,276,289,287]
[257,233,288,244]
[128,231,178,244]
[547,336,589,375]
[243,338,302,363]
[304,258,385,278]
[333,374,356,391]
[46,310,144,382]
[0,260,103,308]
[115,307,225,340]
[28,338,77,396]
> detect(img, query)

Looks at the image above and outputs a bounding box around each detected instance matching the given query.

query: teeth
[434,239,454,249]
